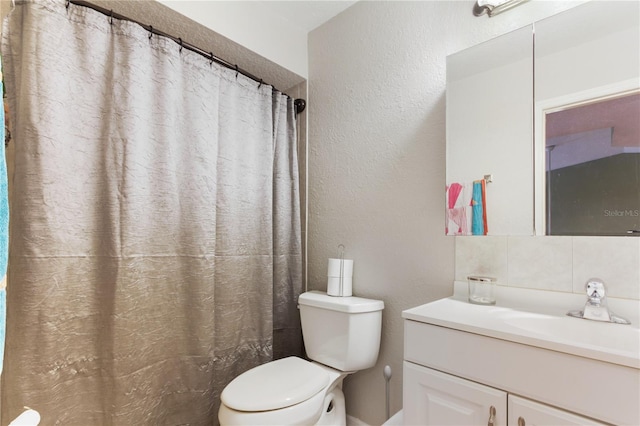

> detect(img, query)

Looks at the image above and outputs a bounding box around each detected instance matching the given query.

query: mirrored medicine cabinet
[446,1,640,236]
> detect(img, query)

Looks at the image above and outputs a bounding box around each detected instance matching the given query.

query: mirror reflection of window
[545,92,640,236]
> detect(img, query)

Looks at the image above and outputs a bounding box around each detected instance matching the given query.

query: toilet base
[316,385,346,426]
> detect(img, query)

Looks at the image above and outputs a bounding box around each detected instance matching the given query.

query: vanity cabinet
[404,362,605,426]
[403,318,638,425]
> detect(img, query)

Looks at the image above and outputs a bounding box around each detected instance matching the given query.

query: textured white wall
[82,0,305,91]
[159,0,309,78]
[308,1,584,424]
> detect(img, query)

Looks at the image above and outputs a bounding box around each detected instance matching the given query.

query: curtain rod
[66,0,306,113]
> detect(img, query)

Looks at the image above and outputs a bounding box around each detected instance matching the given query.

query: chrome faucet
[567,278,631,324]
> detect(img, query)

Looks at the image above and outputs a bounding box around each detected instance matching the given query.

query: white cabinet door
[403,361,507,426]
[508,395,608,426]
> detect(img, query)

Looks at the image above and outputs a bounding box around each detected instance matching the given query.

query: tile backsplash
[455,236,640,300]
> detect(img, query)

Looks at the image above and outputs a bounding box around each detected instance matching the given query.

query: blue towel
[0,54,8,374]
[471,181,484,235]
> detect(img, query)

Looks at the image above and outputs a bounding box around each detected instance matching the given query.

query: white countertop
[402,282,640,369]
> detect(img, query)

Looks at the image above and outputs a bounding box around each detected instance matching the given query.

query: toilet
[218,290,384,426]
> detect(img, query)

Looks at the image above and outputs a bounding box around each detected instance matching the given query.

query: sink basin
[402,283,640,369]
[506,314,640,356]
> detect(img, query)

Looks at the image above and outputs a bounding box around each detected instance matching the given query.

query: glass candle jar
[468,275,497,305]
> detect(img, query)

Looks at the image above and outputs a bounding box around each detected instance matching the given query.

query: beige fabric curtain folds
[0,0,302,424]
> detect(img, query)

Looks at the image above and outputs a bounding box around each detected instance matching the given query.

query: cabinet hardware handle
[487,405,496,426]
[518,417,526,426]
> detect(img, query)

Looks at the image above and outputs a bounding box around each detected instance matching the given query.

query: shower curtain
[0,0,302,424]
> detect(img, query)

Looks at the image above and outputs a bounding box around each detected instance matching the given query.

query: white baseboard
[347,409,403,426]
[382,410,403,425]
[346,414,371,426]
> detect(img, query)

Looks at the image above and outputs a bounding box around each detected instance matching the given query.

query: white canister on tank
[327,258,353,297]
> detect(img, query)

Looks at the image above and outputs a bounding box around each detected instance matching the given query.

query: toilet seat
[218,389,327,426]
[220,357,330,412]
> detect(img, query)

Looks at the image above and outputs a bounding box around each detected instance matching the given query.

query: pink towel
[446,183,471,235]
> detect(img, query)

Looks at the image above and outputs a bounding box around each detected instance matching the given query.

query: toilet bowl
[218,291,384,426]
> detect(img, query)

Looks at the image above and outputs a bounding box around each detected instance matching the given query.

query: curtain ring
[258,79,263,89]
[109,9,114,25]
[178,38,183,53]
[65,0,70,9]
[148,25,153,40]
[235,65,239,79]
[210,52,214,66]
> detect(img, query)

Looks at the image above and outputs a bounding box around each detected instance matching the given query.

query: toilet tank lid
[299,291,384,313]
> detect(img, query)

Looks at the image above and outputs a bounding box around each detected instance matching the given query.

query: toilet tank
[298,291,384,372]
